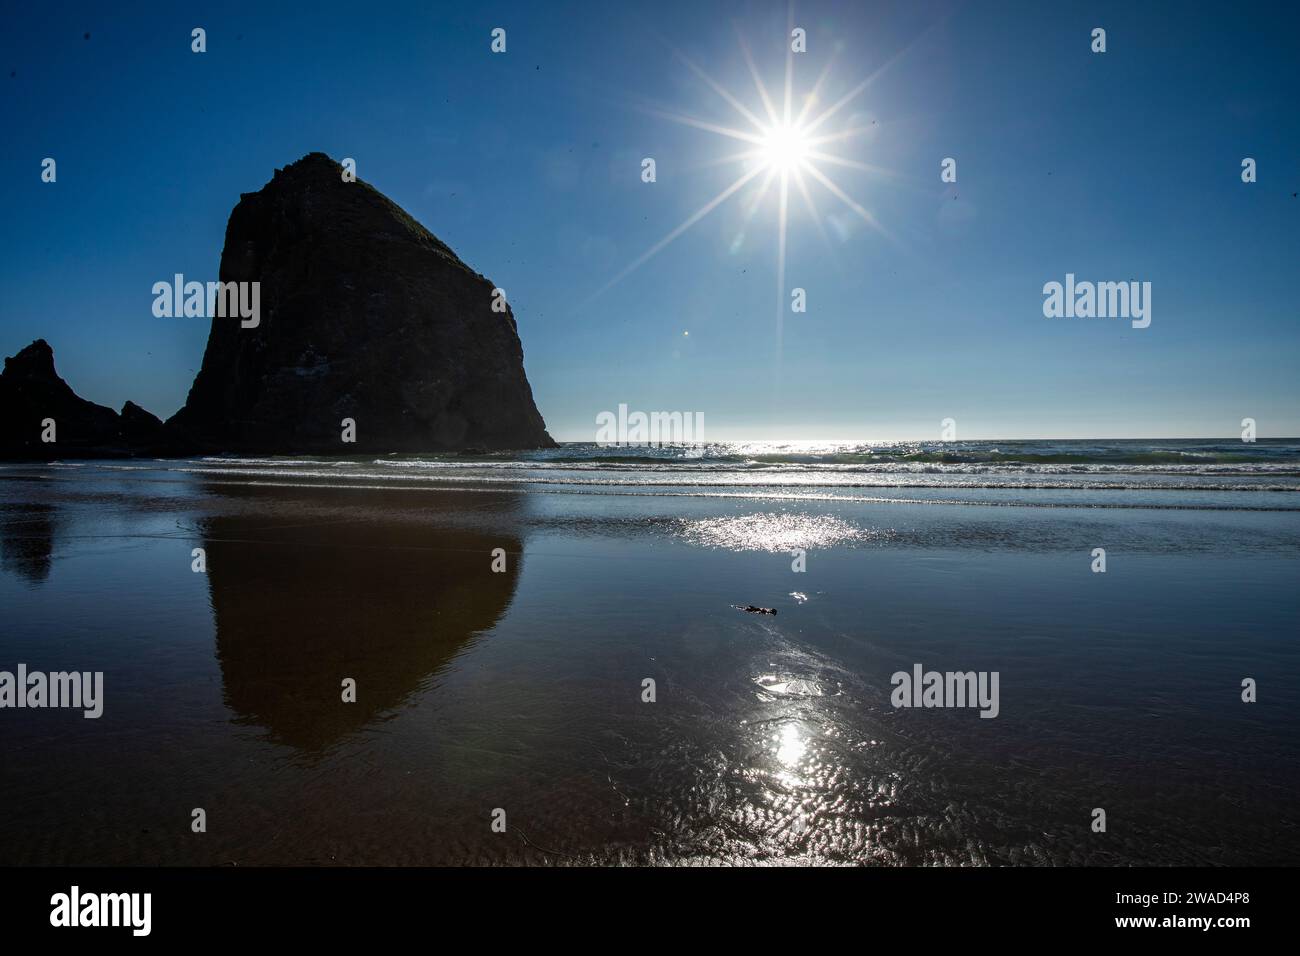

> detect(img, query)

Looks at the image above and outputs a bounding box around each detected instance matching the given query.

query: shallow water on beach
[1,443,1298,865]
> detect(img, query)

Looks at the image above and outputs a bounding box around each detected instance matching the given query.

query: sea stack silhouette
[1,152,553,459]
[170,152,554,453]
[0,339,124,458]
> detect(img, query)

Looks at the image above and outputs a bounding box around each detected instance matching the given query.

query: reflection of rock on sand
[0,502,59,584]
[203,502,522,751]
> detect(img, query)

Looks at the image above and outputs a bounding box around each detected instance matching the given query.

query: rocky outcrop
[2,153,553,460]
[0,340,126,458]
[168,152,554,453]
[119,400,171,453]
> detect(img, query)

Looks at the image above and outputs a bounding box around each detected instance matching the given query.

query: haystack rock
[169,152,554,453]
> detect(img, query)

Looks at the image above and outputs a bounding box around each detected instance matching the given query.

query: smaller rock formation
[120,400,170,454]
[0,340,125,458]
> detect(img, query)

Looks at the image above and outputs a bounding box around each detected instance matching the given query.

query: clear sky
[1,1,1297,441]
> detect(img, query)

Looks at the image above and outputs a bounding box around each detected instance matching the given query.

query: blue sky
[1,1,1297,440]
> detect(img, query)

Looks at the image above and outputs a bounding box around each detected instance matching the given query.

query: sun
[590,18,899,351]
[758,122,810,172]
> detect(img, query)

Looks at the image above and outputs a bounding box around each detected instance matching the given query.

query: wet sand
[1,461,1298,865]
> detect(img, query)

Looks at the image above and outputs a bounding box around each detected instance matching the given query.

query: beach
[1,439,1298,865]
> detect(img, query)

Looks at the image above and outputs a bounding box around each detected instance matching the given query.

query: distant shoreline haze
[549,432,1300,443]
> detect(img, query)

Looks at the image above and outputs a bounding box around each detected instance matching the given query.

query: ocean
[1,438,1297,864]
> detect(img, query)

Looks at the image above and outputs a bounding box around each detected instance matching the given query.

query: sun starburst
[590,13,899,360]
[757,122,811,172]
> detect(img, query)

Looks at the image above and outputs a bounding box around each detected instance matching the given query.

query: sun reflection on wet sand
[775,721,807,768]
[677,511,874,551]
